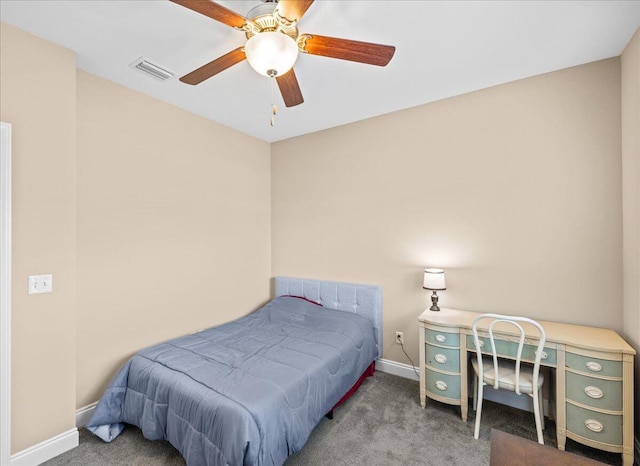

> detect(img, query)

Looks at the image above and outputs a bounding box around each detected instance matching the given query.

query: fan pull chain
[270,75,277,127]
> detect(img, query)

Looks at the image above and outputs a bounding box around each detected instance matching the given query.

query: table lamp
[423,268,446,311]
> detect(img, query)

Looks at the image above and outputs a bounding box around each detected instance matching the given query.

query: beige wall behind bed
[76,71,272,408]
[2,20,272,451]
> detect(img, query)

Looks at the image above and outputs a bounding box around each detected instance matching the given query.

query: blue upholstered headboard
[275,277,383,358]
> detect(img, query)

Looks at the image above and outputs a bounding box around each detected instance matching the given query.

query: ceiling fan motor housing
[244,1,298,40]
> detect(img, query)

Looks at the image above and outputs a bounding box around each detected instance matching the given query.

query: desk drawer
[425,328,460,347]
[426,344,460,373]
[565,353,622,378]
[425,368,461,400]
[566,403,622,446]
[566,371,622,412]
[465,335,556,366]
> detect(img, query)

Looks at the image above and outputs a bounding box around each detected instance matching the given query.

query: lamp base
[430,291,440,312]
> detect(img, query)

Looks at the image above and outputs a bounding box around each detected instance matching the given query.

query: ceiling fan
[170,0,396,108]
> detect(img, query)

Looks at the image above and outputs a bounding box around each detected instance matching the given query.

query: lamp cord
[400,340,420,378]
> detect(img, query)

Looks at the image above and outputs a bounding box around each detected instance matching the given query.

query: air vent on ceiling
[129,57,175,81]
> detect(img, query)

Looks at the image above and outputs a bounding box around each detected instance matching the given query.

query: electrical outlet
[395,331,404,345]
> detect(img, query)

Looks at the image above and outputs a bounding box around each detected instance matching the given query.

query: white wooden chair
[471,313,546,444]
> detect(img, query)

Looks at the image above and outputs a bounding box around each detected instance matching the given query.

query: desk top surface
[419,308,635,355]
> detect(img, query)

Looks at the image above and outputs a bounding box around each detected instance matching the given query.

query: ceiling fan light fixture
[245,31,299,77]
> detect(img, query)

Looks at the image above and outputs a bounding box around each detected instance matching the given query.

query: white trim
[1,122,12,466]
[75,402,98,429]
[376,358,420,381]
[9,429,78,466]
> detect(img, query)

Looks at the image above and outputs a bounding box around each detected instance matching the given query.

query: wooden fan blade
[300,34,395,66]
[275,0,314,23]
[180,47,246,85]
[276,68,304,107]
[170,0,247,29]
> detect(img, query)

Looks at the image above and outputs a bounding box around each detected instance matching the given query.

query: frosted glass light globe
[245,32,299,77]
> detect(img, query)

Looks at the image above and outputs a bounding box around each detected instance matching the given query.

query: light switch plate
[28,274,53,294]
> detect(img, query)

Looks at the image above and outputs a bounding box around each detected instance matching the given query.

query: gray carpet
[43,372,620,465]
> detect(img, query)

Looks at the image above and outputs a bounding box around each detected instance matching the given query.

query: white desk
[418,308,636,466]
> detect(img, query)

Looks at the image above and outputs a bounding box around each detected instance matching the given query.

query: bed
[86,277,382,465]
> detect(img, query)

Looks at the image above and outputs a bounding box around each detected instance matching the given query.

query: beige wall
[76,71,272,407]
[0,23,77,453]
[1,21,272,452]
[272,58,622,367]
[621,27,640,441]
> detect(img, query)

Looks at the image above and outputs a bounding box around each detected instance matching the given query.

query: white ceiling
[1,0,639,143]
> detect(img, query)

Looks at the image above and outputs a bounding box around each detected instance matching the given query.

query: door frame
[1,121,12,465]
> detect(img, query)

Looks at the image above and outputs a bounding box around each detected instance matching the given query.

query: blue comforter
[86,296,378,465]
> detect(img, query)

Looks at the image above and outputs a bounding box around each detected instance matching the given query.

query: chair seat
[472,356,544,394]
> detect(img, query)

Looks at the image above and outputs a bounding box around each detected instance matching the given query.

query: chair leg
[538,390,545,431]
[532,388,544,444]
[474,380,483,440]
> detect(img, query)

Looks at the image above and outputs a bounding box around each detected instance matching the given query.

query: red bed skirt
[331,361,376,411]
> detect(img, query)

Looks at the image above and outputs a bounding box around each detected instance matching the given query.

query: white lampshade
[245,32,299,77]
[423,268,446,290]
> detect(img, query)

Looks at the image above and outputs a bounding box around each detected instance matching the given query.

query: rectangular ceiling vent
[129,57,175,81]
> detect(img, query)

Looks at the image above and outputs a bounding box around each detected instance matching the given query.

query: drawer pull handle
[584,386,604,399]
[584,419,604,433]
[434,354,447,364]
[435,381,448,391]
[534,350,548,360]
[435,334,447,343]
[586,361,603,372]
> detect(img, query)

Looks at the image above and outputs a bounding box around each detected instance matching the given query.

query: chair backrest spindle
[472,313,546,396]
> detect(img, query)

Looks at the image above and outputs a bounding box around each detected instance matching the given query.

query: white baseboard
[75,402,98,428]
[376,358,419,381]
[10,428,78,466]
